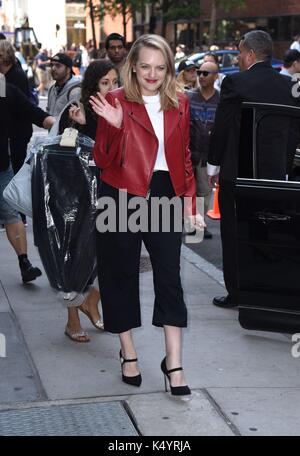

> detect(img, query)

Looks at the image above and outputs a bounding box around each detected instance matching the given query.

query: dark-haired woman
[60,59,118,342]
[68,59,119,138]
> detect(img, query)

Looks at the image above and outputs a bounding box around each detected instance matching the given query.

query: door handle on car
[254,212,292,223]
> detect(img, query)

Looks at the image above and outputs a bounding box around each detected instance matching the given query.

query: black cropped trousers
[96,171,187,334]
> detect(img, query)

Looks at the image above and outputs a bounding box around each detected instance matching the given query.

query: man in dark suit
[207,30,300,308]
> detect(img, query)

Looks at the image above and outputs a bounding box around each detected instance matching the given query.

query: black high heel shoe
[119,350,142,387]
[161,357,191,396]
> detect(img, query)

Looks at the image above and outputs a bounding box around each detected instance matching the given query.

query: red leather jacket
[93,88,196,202]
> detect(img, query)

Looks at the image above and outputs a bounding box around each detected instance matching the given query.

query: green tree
[151,0,201,38]
[208,0,246,45]
[87,0,97,49]
[86,0,141,46]
[102,0,142,42]
[164,0,201,22]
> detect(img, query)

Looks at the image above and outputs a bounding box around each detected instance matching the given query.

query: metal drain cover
[0,401,138,436]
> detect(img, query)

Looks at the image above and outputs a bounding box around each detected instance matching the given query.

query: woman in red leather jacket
[91,34,204,397]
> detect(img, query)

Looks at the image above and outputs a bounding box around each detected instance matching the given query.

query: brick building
[168,1,300,58]
[199,0,300,58]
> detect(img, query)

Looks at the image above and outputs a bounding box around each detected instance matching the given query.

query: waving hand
[89,92,123,129]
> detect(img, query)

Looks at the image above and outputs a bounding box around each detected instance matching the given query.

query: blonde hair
[0,40,16,66]
[176,69,198,92]
[123,34,178,110]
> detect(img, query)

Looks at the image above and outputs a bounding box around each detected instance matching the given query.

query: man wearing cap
[280,49,300,78]
[47,53,81,117]
[176,59,199,91]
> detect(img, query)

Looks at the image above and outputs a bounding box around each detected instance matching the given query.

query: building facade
[0,0,67,53]
[157,0,300,57]
[200,0,300,57]
[85,0,133,48]
[0,0,132,53]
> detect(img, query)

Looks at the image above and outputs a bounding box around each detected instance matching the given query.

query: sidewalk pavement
[1,222,300,436]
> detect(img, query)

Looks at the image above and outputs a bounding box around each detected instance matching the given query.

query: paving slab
[2,221,300,435]
[207,387,300,436]
[183,314,298,388]
[126,391,234,436]
[0,281,10,312]
[0,313,41,404]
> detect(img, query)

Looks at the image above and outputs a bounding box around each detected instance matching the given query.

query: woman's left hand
[69,104,86,125]
[184,213,206,242]
[186,213,206,230]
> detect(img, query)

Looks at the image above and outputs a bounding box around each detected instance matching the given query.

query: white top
[280,67,293,78]
[290,41,300,52]
[142,94,169,171]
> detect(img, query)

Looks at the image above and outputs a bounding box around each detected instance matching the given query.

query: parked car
[235,102,300,335]
[175,50,283,75]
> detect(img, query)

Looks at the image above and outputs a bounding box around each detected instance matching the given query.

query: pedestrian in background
[0,39,35,226]
[175,44,186,60]
[91,34,204,396]
[54,59,119,343]
[176,59,199,91]
[202,53,225,92]
[290,34,300,52]
[0,83,54,283]
[280,49,300,78]
[47,53,81,117]
[0,40,32,176]
[188,60,220,240]
[35,48,51,96]
[68,59,118,139]
[105,33,126,84]
[79,44,90,76]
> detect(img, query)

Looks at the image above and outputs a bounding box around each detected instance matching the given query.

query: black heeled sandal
[119,350,142,387]
[161,357,191,396]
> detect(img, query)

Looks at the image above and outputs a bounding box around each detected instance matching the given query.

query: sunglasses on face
[197,70,218,76]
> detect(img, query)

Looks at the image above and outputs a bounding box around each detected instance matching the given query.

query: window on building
[292,15,300,38]
[268,18,279,40]
[278,16,292,41]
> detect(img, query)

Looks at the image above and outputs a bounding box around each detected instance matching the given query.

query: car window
[221,53,238,68]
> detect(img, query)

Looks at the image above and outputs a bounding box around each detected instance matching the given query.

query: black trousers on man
[218,179,238,303]
[96,172,187,334]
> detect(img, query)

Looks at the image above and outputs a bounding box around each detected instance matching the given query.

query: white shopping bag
[3,160,32,217]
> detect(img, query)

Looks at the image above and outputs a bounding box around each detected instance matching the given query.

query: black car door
[236,102,300,334]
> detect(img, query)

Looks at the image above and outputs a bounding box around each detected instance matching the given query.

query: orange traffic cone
[207,185,221,220]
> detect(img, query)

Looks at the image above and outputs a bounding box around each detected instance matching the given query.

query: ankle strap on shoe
[122,357,138,363]
[120,351,137,364]
[167,367,183,374]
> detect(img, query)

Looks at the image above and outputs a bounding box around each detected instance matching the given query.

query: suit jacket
[5,63,32,140]
[208,60,300,182]
[0,83,48,172]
